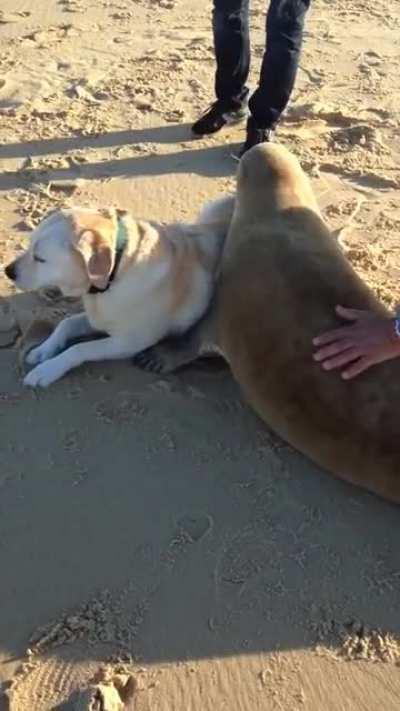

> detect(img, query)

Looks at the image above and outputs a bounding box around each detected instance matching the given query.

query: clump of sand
[338,624,400,664]
[316,621,400,665]
[72,667,137,710]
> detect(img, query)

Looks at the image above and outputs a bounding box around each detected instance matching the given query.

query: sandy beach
[0,0,400,708]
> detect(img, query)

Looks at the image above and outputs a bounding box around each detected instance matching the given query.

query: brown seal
[135,143,400,504]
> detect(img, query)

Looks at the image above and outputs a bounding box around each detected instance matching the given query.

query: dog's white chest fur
[83,262,171,338]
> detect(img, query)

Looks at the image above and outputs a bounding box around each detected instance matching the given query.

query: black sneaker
[192,100,248,136]
[239,116,273,157]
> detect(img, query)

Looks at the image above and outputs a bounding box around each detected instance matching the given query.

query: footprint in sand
[0,10,31,24]
[0,75,49,112]
[319,164,399,192]
[59,0,85,13]
[175,513,213,542]
[217,527,273,587]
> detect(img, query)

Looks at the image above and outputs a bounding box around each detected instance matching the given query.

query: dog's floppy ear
[77,229,114,291]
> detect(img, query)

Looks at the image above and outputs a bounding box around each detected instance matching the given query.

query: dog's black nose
[4,262,16,281]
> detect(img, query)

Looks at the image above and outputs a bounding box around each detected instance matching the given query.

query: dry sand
[1,0,400,708]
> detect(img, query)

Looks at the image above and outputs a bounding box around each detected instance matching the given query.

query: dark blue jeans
[213,0,311,128]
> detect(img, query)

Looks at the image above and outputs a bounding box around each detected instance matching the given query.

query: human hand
[313,305,400,379]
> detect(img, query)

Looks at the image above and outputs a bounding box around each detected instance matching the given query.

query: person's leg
[192,0,250,135]
[213,0,251,110]
[241,0,310,153]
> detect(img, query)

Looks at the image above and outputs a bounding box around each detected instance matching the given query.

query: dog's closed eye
[33,255,46,263]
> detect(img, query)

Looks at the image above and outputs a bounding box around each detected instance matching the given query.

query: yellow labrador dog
[135,143,400,504]
[5,200,233,387]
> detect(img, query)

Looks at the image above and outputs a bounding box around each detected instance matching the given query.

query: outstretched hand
[313,305,400,379]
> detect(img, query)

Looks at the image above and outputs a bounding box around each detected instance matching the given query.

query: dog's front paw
[26,344,50,365]
[133,346,166,374]
[25,339,62,365]
[134,342,186,374]
[23,360,64,388]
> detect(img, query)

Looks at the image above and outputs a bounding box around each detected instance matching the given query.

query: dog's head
[5,207,120,297]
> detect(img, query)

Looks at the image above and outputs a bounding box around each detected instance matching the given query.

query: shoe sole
[192,109,248,137]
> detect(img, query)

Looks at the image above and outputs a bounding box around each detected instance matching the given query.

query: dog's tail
[197,195,235,228]
[194,195,235,270]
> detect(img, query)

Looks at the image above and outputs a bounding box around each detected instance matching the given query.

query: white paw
[23,360,64,388]
[26,342,58,365]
